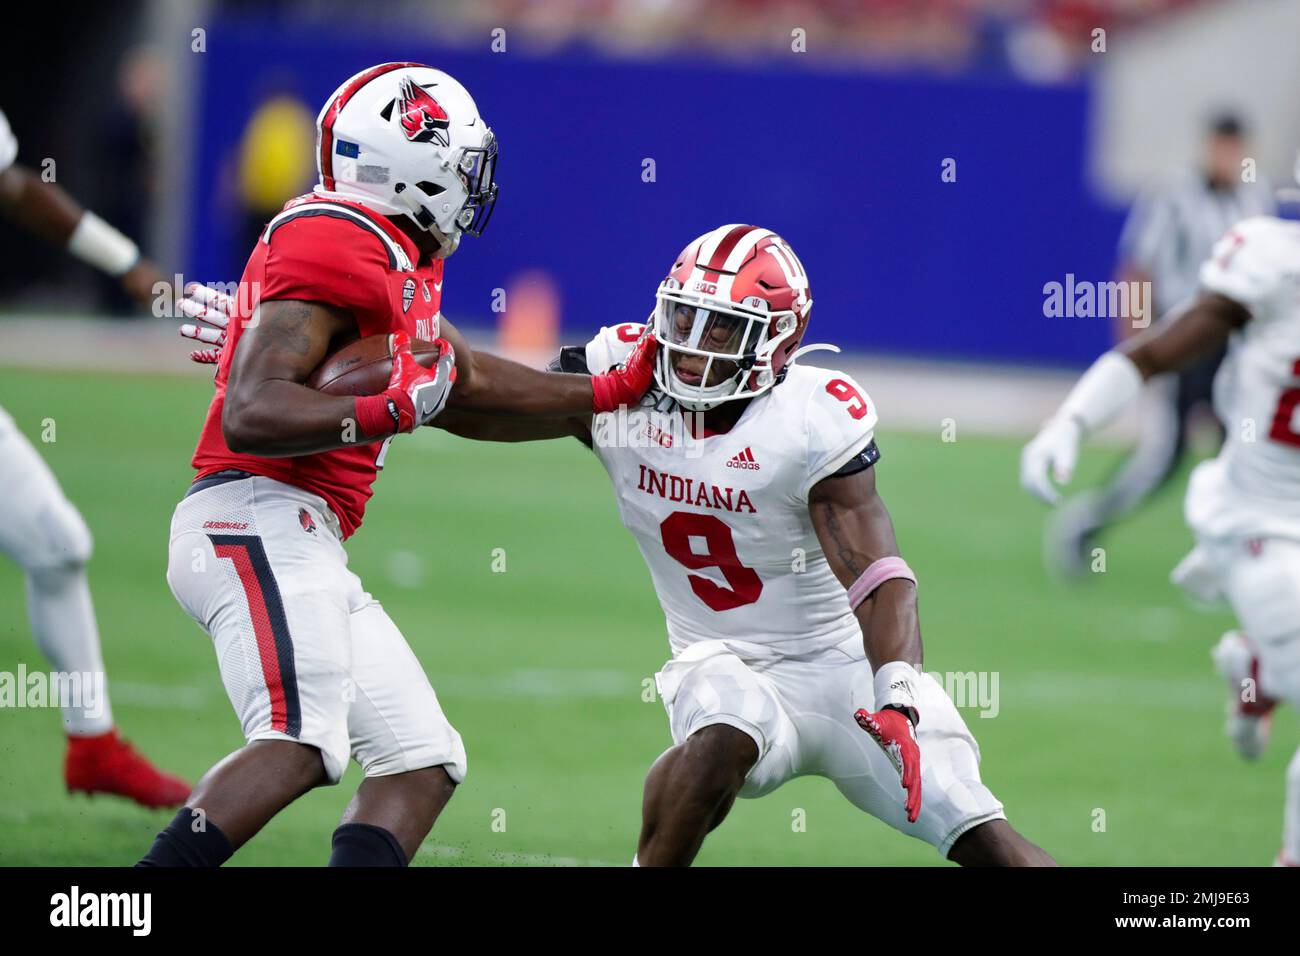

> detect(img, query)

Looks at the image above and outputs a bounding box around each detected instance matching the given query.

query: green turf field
[0,366,1292,866]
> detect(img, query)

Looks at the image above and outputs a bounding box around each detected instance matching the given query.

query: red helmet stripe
[702,224,755,277]
[319,61,426,191]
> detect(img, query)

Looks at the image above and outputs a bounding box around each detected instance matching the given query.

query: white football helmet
[314,62,498,254]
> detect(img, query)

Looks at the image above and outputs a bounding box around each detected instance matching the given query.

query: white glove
[178,283,234,364]
[1020,352,1145,505]
[1020,415,1082,504]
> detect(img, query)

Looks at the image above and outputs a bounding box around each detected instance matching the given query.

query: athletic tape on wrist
[67,212,140,277]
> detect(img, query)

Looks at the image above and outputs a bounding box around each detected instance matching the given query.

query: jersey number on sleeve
[826,379,869,420]
[659,511,763,612]
[1269,358,1300,449]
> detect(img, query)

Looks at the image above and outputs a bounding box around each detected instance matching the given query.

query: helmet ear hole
[415,180,445,197]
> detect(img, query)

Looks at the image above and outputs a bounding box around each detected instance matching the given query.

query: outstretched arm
[439,316,655,418]
[1118,292,1248,378]
[1021,290,1249,503]
[0,162,165,309]
[434,406,589,444]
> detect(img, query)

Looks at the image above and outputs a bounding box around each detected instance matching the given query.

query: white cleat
[1210,631,1276,761]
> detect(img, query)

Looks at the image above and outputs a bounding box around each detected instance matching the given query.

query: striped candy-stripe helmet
[652,224,813,410]
[314,62,498,255]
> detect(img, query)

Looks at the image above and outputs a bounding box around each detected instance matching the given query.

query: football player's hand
[1019,415,1082,505]
[385,332,456,432]
[179,282,234,364]
[590,328,658,414]
[121,259,167,312]
[854,706,922,823]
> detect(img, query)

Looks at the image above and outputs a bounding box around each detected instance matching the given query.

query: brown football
[305,335,440,396]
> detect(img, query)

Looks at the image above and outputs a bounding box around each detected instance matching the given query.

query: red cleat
[64,730,191,810]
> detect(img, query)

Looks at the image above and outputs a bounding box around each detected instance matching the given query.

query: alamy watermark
[0,665,106,719]
[1043,274,1152,329]
[592,404,707,459]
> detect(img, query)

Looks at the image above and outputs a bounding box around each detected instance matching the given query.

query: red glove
[855,707,922,823]
[590,331,658,414]
[356,333,457,435]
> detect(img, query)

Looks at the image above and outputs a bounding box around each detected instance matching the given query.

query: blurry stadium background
[0,0,1297,865]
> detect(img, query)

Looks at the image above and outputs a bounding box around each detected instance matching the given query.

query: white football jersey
[583,324,878,657]
[0,110,17,174]
[1188,215,1300,540]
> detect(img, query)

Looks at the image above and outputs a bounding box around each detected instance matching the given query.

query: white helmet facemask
[652,280,801,411]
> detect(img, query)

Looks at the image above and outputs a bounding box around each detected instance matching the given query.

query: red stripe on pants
[213,543,288,732]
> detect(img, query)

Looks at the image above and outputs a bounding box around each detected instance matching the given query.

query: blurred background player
[0,107,187,808]
[1047,112,1275,576]
[1021,158,1300,865]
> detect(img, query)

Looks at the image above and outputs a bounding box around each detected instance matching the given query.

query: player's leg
[0,405,188,806]
[1214,536,1300,864]
[822,661,1053,865]
[178,738,327,852]
[140,479,353,865]
[333,767,457,866]
[947,819,1056,866]
[339,594,466,865]
[637,645,796,866]
[0,406,107,732]
[1283,747,1300,867]
[1210,629,1277,759]
[638,724,758,866]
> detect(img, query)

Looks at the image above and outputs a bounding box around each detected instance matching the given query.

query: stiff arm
[432,324,594,442]
[439,317,627,421]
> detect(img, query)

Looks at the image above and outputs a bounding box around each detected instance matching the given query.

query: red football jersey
[191,194,445,537]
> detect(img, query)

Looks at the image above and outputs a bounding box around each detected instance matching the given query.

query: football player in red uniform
[0,107,189,809]
[140,63,655,867]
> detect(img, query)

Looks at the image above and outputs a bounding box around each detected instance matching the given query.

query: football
[305,334,442,396]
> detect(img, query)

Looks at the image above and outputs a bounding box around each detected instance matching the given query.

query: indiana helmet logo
[395,77,450,146]
[298,508,317,535]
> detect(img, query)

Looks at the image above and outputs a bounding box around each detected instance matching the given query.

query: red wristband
[355,393,398,438]
[590,374,616,415]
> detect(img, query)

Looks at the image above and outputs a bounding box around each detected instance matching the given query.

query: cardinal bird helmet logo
[396,77,450,146]
[298,508,318,535]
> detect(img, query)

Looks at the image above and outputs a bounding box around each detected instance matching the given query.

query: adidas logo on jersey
[726,447,760,470]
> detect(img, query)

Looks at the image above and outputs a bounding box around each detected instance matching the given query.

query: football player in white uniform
[424,224,1055,865]
[0,108,188,806]
[1022,164,1300,866]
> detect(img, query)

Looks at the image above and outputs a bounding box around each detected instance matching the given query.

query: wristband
[355,393,399,438]
[1057,351,1143,436]
[67,212,140,277]
[590,371,619,415]
[873,660,921,726]
[847,556,916,609]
